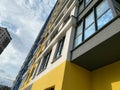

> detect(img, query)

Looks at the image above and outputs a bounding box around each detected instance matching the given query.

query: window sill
[37,68,46,75]
[51,55,62,64]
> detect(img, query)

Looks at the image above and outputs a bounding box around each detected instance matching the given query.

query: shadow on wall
[62,61,120,90]
[92,61,120,90]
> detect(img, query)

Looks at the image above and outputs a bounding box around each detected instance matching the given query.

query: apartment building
[0,27,11,54]
[12,0,120,90]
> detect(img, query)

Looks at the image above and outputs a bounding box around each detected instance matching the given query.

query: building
[0,27,11,54]
[12,0,120,90]
[0,85,11,90]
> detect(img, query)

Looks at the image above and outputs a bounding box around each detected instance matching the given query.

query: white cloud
[0,0,57,87]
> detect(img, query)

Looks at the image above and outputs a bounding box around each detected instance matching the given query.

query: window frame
[53,37,65,61]
[74,0,115,48]
[78,0,93,14]
[38,51,51,74]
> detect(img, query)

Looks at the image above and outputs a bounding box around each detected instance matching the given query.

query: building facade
[12,0,120,90]
[0,27,11,54]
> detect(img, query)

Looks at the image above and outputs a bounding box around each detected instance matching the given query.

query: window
[55,37,65,59]
[79,0,92,13]
[74,22,83,47]
[38,51,51,73]
[85,0,91,6]
[51,30,58,41]
[74,0,114,48]
[64,15,70,24]
[32,61,41,79]
[85,11,95,39]
[32,66,37,79]
[112,0,120,14]
[96,0,113,29]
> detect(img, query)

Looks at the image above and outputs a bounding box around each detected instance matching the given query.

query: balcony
[71,16,120,71]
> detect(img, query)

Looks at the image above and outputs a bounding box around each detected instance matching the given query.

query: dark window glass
[112,0,120,14]
[32,61,41,78]
[79,1,84,13]
[38,51,51,73]
[51,30,58,41]
[55,37,65,58]
[45,87,54,90]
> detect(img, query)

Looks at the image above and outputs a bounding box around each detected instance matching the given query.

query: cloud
[0,0,57,87]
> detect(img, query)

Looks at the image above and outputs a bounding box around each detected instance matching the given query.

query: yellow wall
[22,60,120,90]
[62,61,91,90]
[31,61,66,90]
[92,61,120,90]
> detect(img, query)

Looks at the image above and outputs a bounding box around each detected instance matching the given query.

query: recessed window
[79,1,84,13]
[55,37,65,59]
[38,51,51,73]
[45,86,55,90]
[32,61,41,78]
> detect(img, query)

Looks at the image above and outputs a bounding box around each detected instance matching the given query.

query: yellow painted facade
[21,60,120,90]
[31,61,66,90]
[92,61,120,90]
[62,61,91,90]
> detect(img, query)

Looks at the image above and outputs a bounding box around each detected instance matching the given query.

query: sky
[0,0,56,87]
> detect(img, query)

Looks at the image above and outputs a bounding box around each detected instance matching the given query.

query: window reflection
[97,10,113,29]
[85,11,95,39]
[97,0,109,18]
[97,0,113,29]
[74,22,83,47]
[85,24,95,39]
[74,0,114,48]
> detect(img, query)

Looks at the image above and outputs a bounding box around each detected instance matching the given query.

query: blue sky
[0,0,56,87]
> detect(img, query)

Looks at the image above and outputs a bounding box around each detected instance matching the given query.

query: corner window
[96,0,113,29]
[74,0,114,48]
[45,86,55,90]
[79,1,84,13]
[55,37,65,59]
[38,51,51,73]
